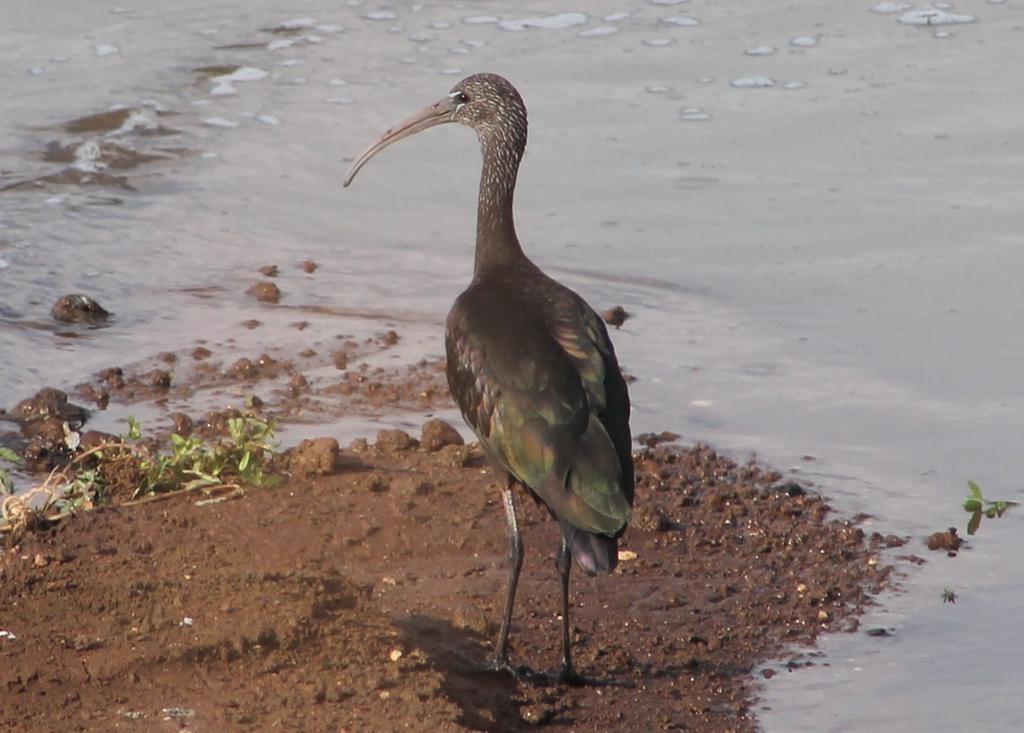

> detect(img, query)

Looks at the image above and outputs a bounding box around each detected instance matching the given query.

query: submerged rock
[51,294,111,324]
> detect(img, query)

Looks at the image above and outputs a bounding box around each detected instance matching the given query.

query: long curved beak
[343,95,458,187]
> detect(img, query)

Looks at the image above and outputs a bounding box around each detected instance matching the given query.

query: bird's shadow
[394,614,536,732]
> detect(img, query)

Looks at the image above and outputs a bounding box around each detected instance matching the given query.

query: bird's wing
[446,290,632,536]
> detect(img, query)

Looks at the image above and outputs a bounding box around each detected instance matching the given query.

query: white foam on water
[365,11,397,20]
[210,66,268,95]
[202,116,239,128]
[782,80,806,89]
[498,13,588,31]
[430,20,452,29]
[27,66,45,76]
[408,31,435,42]
[680,107,711,120]
[871,1,913,12]
[278,17,317,29]
[256,114,280,125]
[95,44,120,56]
[110,110,159,135]
[327,78,348,86]
[211,82,237,96]
[267,38,295,50]
[731,75,775,87]
[49,56,69,62]
[603,12,630,21]
[440,68,464,75]
[934,30,953,37]
[315,24,345,33]
[462,39,485,47]
[651,0,688,4]
[462,16,498,24]
[279,58,305,67]
[744,45,776,55]
[899,8,977,24]
[580,26,619,37]
[217,67,269,82]
[661,16,700,26]
[790,35,817,46]
[643,38,675,46]
[0,259,9,270]
[449,47,469,54]
[646,84,672,93]
[72,140,106,172]
[324,97,355,104]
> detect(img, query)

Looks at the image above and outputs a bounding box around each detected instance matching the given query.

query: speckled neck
[473,127,528,279]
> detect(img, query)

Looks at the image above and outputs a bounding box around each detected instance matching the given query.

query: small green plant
[55,467,104,515]
[128,415,279,499]
[942,588,956,604]
[963,481,1019,536]
[0,447,23,495]
[1,415,279,534]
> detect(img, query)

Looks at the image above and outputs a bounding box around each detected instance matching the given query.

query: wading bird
[344,73,633,684]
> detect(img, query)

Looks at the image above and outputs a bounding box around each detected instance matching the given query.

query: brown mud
[0,363,898,732]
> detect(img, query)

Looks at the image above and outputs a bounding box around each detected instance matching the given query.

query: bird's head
[343,73,527,187]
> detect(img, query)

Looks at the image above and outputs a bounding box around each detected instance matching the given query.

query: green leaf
[238,450,251,472]
[0,447,23,464]
[967,510,982,536]
[967,481,983,500]
[127,417,142,440]
[963,497,982,512]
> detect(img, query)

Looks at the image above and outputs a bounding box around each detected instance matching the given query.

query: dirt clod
[246,281,281,304]
[376,428,417,452]
[602,304,629,328]
[286,437,340,477]
[926,527,962,553]
[420,418,465,451]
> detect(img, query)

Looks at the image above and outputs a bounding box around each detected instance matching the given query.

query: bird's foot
[483,656,548,684]
[557,664,628,688]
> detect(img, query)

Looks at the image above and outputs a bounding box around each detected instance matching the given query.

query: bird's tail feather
[560,521,618,576]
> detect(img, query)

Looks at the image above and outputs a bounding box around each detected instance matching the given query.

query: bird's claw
[483,656,548,684]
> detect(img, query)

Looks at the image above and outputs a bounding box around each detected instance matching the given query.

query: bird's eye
[452,91,470,104]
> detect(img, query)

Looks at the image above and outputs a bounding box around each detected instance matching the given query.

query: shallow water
[3,0,1023,728]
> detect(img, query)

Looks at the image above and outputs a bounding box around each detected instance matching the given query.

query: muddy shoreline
[0,327,898,732]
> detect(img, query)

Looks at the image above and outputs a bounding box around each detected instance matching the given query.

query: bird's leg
[554,539,621,687]
[554,536,586,685]
[485,485,527,675]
